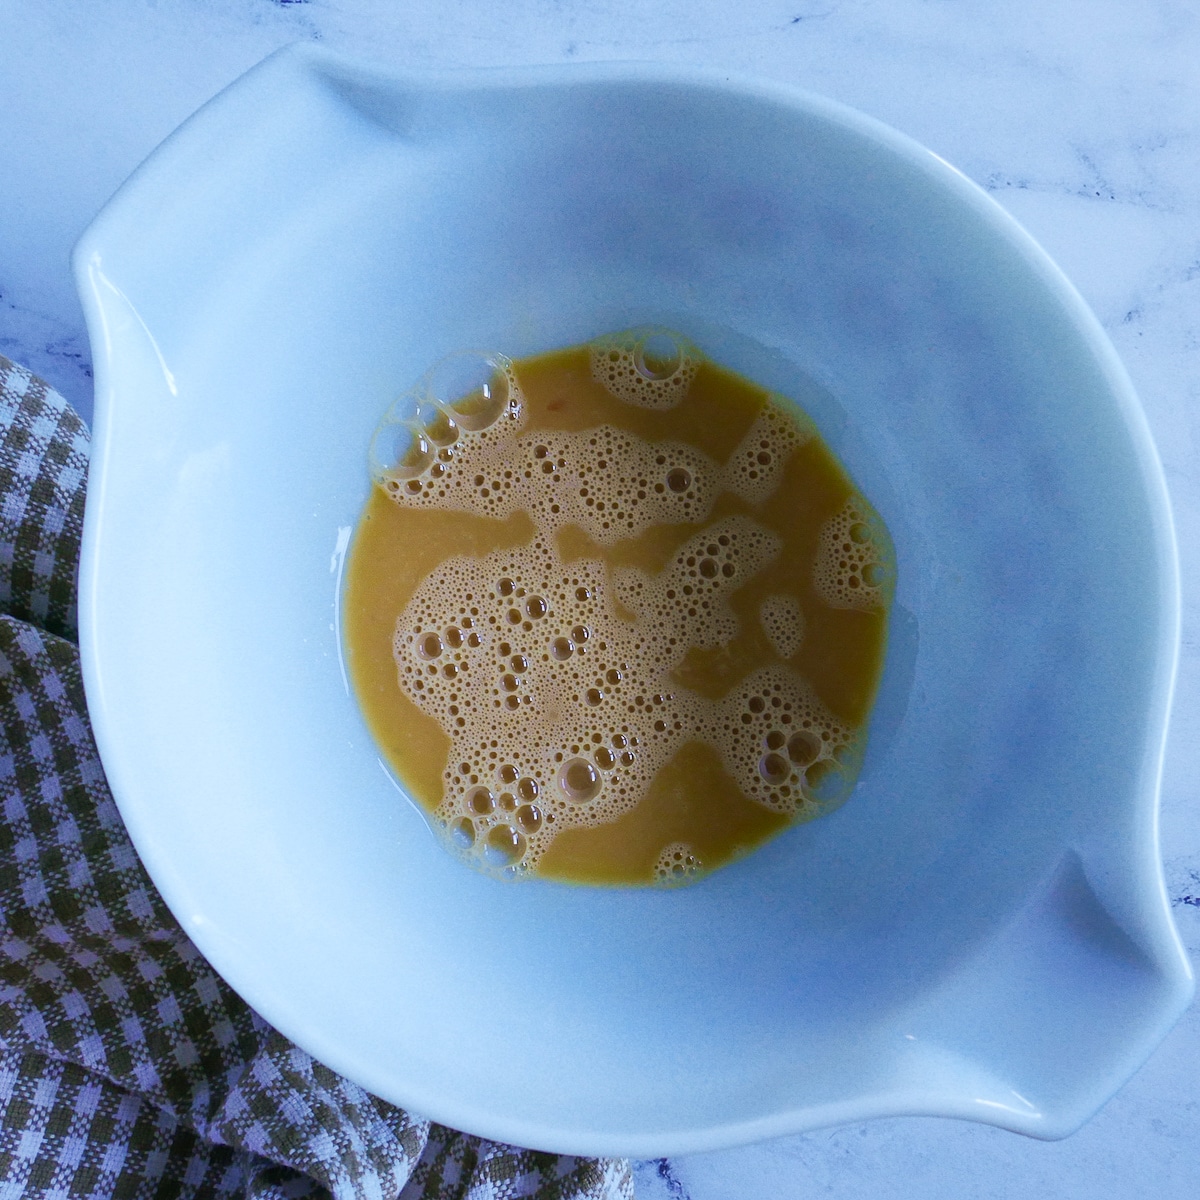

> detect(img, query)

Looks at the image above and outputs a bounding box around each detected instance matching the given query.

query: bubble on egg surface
[425,352,513,431]
[370,420,435,483]
[813,497,894,611]
[372,331,831,556]
[375,330,879,879]
[484,823,526,866]
[722,401,814,504]
[394,514,850,872]
[588,327,701,409]
[559,758,603,802]
[368,350,524,497]
[653,843,702,885]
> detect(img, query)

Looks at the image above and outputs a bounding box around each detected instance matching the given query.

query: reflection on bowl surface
[74,44,1191,1156]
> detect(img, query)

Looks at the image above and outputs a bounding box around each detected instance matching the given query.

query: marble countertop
[3,2,1197,1196]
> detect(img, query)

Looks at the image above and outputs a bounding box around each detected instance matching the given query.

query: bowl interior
[75,47,1189,1153]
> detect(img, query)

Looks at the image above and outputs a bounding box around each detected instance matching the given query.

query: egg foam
[344,329,894,885]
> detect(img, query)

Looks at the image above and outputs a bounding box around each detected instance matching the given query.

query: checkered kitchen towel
[0,355,633,1200]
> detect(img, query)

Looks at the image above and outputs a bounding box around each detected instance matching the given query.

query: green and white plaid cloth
[0,356,633,1200]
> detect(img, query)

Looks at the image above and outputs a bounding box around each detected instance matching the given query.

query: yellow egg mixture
[343,330,893,885]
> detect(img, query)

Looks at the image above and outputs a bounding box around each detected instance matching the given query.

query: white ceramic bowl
[74,44,1192,1155]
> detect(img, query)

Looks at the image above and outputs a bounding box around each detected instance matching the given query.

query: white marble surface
[2,2,1197,1195]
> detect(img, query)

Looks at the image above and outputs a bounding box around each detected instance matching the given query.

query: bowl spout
[895,851,1193,1138]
